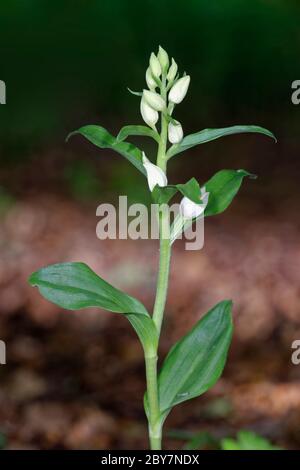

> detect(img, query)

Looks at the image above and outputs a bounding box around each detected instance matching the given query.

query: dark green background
[0,0,299,202]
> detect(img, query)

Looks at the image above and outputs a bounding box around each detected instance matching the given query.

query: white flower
[166,58,178,82]
[140,98,158,129]
[157,45,169,72]
[168,120,183,144]
[143,90,165,111]
[149,52,161,80]
[142,153,168,192]
[145,67,156,91]
[169,75,190,104]
[180,187,209,219]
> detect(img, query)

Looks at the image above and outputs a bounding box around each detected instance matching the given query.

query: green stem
[153,77,171,337]
[152,220,171,335]
[156,78,168,172]
[144,76,172,451]
[145,209,171,450]
[145,353,162,450]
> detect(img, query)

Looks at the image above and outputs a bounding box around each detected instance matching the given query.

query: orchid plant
[29,47,275,450]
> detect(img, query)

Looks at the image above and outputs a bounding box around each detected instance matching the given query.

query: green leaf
[176,178,201,204]
[117,125,160,144]
[152,178,202,206]
[151,185,177,205]
[221,439,241,450]
[168,430,217,450]
[183,431,217,450]
[127,87,143,97]
[204,169,255,216]
[29,262,157,352]
[158,300,233,414]
[167,125,276,159]
[221,431,281,450]
[66,125,146,175]
[127,314,158,353]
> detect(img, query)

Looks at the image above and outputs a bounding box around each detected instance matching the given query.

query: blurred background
[0,0,300,449]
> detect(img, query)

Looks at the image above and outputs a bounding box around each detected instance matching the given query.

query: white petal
[140,98,158,128]
[149,53,161,79]
[169,75,190,104]
[180,197,204,218]
[179,190,209,219]
[201,193,209,207]
[166,58,178,82]
[168,120,183,144]
[143,90,165,111]
[145,67,156,90]
[142,153,168,191]
[157,45,169,71]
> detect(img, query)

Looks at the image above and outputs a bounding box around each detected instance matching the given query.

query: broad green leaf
[221,431,281,451]
[204,169,256,216]
[117,125,160,144]
[28,262,146,313]
[29,262,157,351]
[158,300,233,414]
[127,314,158,352]
[167,125,276,159]
[67,125,146,175]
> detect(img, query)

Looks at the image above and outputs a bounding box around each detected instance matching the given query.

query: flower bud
[180,188,209,219]
[157,46,169,72]
[168,120,183,144]
[143,89,165,111]
[142,153,168,191]
[149,52,161,79]
[180,197,203,219]
[169,75,190,104]
[145,67,156,91]
[166,58,178,82]
[140,98,158,129]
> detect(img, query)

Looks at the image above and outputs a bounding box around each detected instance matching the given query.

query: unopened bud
[166,58,178,82]
[169,75,190,104]
[140,98,158,129]
[168,120,183,144]
[149,52,162,79]
[143,90,165,111]
[142,153,168,191]
[157,46,169,72]
[180,188,209,219]
[145,67,156,91]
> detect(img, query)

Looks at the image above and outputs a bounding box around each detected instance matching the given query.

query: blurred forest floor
[0,180,300,449]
